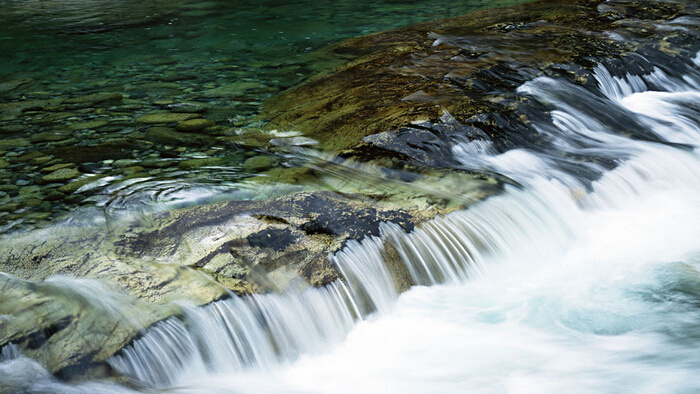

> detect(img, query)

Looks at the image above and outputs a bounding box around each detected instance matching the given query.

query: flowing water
[2,1,700,393]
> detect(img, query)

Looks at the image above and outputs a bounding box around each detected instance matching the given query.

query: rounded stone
[175,118,215,132]
[37,168,82,185]
[136,113,200,124]
[242,155,275,172]
[40,163,76,173]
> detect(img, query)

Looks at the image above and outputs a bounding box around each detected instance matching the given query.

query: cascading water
[73,50,700,393]
[107,281,360,388]
[2,40,699,392]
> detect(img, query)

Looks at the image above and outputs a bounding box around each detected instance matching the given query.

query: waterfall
[108,281,358,387]
[106,51,700,391]
[0,343,20,362]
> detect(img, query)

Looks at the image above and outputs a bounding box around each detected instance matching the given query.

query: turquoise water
[0,0,530,233]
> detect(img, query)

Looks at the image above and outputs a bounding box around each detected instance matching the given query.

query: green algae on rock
[135,113,201,125]
[36,168,82,185]
[0,0,697,385]
[259,0,697,154]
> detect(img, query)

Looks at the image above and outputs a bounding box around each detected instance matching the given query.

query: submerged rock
[135,113,200,124]
[36,168,81,185]
[145,126,217,147]
[242,155,274,172]
[0,78,33,95]
[175,118,215,132]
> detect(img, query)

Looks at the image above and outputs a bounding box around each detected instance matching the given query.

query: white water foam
[151,52,700,394]
[7,51,699,393]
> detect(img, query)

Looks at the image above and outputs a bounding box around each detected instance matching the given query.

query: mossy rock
[36,168,81,185]
[259,0,694,155]
[135,112,200,124]
[175,118,215,132]
[242,155,275,172]
[145,126,217,147]
[177,157,226,169]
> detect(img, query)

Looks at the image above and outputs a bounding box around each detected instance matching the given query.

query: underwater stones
[0,78,33,94]
[57,175,105,194]
[135,112,200,124]
[0,99,62,119]
[158,73,198,82]
[175,118,215,132]
[224,132,273,149]
[200,81,260,98]
[30,130,72,143]
[0,184,19,193]
[135,82,181,91]
[46,139,140,163]
[111,159,135,168]
[153,99,174,106]
[163,102,208,113]
[28,156,53,166]
[15,151,45,163]
[67,120,109,131]
[0,125,28,134]
[0,138,30,149]
[0,160,9,169]
[63,93,122,105]
[0,203,20,213]
[145,127,217,147]
[36,168,81,185]
[177,157,225,169]
[242,155,274,172]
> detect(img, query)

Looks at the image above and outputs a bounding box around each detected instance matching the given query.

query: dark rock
[363,128,456,168]
[247,229,299,251]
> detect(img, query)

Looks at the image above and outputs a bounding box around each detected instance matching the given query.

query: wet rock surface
[0,184,475,379]
[261,0,699,157]
[0,0,697,384]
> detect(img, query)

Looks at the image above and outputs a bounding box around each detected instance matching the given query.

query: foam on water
[3,48,699,393]
[150,51,700,394]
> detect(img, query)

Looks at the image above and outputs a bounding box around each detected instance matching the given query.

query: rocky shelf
[0,0,697,383]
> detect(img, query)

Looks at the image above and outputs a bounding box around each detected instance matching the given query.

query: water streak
[86,51,700,391]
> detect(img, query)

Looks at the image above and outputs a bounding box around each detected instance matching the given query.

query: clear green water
[0,0,531,233]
